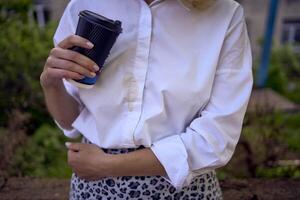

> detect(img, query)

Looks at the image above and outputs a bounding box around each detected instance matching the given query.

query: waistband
[81,136,145,154]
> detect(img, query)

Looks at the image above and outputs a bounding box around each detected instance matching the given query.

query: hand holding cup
[40,35,100,89]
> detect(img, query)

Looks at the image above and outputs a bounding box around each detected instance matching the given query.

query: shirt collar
[176,0,192,11]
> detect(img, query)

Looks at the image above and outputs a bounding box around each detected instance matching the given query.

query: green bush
[0,0,32,19]
[10,124,73,178]
[0,5,56,130]
[219,112,300,179]
[0,0,74,178]
[256,165,300,178]
[264,45,300,103]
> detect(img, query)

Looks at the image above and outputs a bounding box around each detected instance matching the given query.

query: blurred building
[33,0,300,58]
[31,0,69,27]
[237,0,300,58]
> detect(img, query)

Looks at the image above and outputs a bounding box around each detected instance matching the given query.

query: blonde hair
[179,0,217,10]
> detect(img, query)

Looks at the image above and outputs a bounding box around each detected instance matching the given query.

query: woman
[40,0,253,199]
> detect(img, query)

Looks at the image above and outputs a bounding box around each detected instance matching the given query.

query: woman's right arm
[40,35,99,130]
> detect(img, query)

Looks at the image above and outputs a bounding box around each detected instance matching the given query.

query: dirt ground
[0,177,299,200]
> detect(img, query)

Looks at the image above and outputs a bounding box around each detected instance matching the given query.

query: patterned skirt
[69,136,223,200]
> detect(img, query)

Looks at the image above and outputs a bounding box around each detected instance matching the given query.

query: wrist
[40,72,64,90]
[102,153,124,177]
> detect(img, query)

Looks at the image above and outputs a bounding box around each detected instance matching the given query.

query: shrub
[219,111,300,179]
[0,2,56,130]
[10,124,73,178]
[263,45,300,103]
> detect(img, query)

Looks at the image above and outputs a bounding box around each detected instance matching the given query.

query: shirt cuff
[150,134,189,190]
[54,120,81,139]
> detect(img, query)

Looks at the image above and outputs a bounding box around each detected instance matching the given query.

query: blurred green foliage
[256,165,300,178]
[0,0,73,178]
[0,2,55,130]
[219,112,300,180]
[0,0,32,8]
[10,124,72,178]
[266,45,300,103]
[0,0,32,19]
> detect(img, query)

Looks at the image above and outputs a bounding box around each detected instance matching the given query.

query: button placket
[125,1,153,145]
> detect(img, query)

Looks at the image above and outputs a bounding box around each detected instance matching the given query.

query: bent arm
[41,80,80,130]
[40,35,97,133]
[107,148,167,177]
[42,0,98,137]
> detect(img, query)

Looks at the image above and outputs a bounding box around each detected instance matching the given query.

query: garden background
[0,0,299,199]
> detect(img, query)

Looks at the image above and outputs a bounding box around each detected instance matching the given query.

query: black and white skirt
[69,136,223,200]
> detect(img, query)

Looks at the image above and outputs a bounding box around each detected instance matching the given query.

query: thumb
[65,142,84,151]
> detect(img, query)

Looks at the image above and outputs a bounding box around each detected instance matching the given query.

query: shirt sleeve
[53,0,78,47]
[52,0,83,138]
[150,5,253,189]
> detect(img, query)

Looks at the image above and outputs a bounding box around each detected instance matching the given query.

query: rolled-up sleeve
[52,0,82,138]
[151,5,253,189]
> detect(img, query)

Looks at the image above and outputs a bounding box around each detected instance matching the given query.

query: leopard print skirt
[69,136,223,200]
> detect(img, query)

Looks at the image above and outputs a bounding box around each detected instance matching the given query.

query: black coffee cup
[68,10,122,89]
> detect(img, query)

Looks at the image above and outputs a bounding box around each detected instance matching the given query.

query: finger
[67,150,78,166]
[58,35,94,49]
[45,67,84,80]
[66,142,80,151]
[65,142,87,152]
[50,47,99,72]
[47,56,96,78]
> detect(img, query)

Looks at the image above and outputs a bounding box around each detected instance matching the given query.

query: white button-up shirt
[53,0,253,189]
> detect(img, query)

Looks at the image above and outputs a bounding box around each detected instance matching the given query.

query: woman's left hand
[65,142,112,181]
